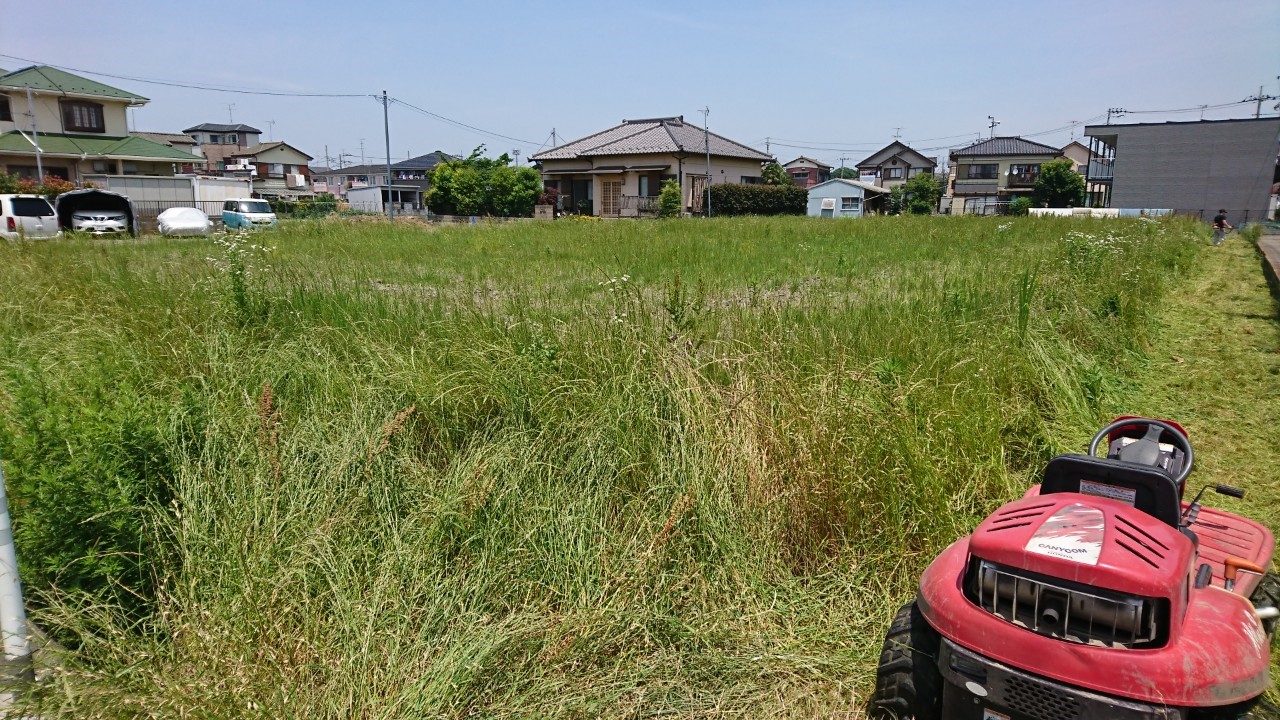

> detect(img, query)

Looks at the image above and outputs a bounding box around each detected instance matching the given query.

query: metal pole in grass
[383,90,394,222]
[0,457,31,697]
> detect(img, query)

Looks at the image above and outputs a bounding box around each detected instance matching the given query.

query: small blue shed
[805,178,888,218]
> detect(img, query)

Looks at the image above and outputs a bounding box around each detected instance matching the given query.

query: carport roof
[0,132,202,161]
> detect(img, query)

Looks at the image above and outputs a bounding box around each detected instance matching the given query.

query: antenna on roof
[893,127,902,140]
[987,116,1000,139]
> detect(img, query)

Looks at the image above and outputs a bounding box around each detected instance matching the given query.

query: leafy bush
[1033,159,1086,208]
[426,146,542,217]
[707,183,806,216]
[761,162,794,186]
[901,173,943,215]
[0,171,76,200]
[1008,197,1032,216]
[658,179,682,218]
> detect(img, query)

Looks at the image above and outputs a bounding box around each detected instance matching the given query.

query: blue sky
[4,0,1277,168]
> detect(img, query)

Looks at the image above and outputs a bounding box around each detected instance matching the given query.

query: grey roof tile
[532,116,770,162]
[182,123,263,133]
[951,136,1063,157]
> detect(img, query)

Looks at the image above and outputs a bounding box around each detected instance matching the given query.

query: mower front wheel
[870,599,942,720]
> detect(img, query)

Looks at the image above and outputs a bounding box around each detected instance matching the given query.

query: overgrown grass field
[0,215,1269,717]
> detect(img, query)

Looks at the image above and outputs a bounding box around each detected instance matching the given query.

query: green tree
[1032,158,1086,208]
[425,146,541,217]
[1007,196,1031,216]
[887,185,905,215]
[900,172,943,215]
[761,162,795,186]
[657,179,682,218]
[831,167,859,179]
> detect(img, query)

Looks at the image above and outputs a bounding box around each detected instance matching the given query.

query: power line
[387,97,541,147]
[0,53,371,98]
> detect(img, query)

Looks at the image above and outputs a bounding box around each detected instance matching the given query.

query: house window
[210,134,223,144]
[966,164,999,179]
[740,176,762,184]
[269,163,284,176]
[841,197,860,211]
[964,196,996,214]
[61,100,105,133]
[122,161,138,175]
[228,133,238,144]
[639,176,649,197]
[1009,164,1040,175]
[91,161,108,173]
[885,167,904,179]
[0,96,11,122]
[791,171,809,180]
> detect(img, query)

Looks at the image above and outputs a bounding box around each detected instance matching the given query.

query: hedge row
[708,184,807,216]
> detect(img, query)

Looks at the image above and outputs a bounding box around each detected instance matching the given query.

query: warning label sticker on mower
[1026,504,1104,565]
[982,710,1011,720]
[1078,479,1137,506]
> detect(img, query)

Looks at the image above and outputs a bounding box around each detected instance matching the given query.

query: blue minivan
[222,198,278,230]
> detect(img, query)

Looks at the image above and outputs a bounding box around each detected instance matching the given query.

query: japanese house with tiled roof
[530,116,773,216]
[855,141,938,190]
[0,66,201,182]
[946,136,1066,215]
[783,156,831,188]
[227,141,315,199]
[182,123,263,172]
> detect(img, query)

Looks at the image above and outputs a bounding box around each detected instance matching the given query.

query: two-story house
[532,116,772,216]
[855,141,938,189]
[947,136,1065,215]
[0,66,200,182]
[783,156,831,188]
[226,141,314,199]
[183,123,262,172]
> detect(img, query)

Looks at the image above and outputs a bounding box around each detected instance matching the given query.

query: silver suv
[0,194,61,239]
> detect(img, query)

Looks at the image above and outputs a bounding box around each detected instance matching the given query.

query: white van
[0,194,62,239]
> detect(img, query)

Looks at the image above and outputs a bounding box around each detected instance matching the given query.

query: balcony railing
[1006,172,1039,187]
[621,195,659,215]
[1087,160,1114,180]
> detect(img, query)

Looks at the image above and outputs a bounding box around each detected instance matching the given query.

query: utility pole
[0,456,32,697]
[551,128,557,146]
[267,120,276,142]
[700,106,711,218]
[987,116,1000,138]
[382,91,394,221]
[765,137,770,156]
[512,149,521,166]
[24,88,42,179]
[360,139,366,168]
[1106,107,1126,125]
[227,103,235,123]
[1241,85,1278,119]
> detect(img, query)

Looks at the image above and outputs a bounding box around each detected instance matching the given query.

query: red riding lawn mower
[871,417,1278,719]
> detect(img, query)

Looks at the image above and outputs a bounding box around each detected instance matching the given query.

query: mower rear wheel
[1248,572,1279,640]
[870,600,942,720]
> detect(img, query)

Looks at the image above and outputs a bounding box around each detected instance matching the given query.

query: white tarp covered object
[157,207,212,236]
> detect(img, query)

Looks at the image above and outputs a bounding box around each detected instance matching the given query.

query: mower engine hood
[968,493,1194,601]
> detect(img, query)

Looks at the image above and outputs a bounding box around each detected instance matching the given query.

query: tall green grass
[0,215,1203,717]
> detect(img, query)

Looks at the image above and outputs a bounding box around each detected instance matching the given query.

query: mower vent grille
[989,502,1055,532]
[1004,674,1083,720]
[967,560,1167,649]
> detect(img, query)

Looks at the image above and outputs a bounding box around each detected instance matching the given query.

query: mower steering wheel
[1087,417,1194,486]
